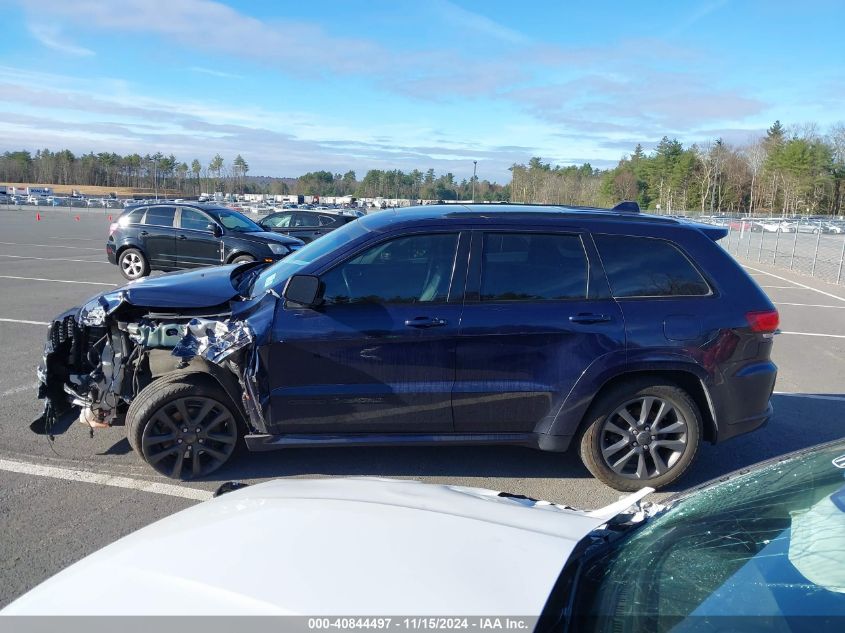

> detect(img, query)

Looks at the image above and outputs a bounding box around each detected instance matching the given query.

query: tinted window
[211,209,263,232]
[480,233,588,302]
[143,206,175,227]
[594,235,710,297]
[319,215,339,227]
[321,233,458,305]
[263,213,292,228]
[124,207,146,223]
[293,213,320,228]
[180,208,212,231]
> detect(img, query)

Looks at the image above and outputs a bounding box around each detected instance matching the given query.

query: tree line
[2,119,843,213]
[514,121,845,215]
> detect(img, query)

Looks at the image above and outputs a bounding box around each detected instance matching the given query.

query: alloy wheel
[141,396,238,479]
[599,396,689,480]
[121,252,144,278]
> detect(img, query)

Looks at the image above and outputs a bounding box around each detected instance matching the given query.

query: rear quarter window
[594,234,710,298]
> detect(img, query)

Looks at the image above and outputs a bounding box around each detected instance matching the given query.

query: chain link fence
[696,218,845,286]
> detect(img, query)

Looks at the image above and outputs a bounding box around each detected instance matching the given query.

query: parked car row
[107,203,304,279]
[703,216,845,234]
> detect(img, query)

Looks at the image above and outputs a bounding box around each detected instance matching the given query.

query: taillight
[746,310,779,333]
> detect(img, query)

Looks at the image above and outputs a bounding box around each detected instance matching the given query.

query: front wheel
[230,254,255,265]
[578,380,701,491]
[126,375,242,480]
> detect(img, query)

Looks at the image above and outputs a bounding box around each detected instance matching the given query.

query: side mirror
[283,274,322,307]
[209,223,222,237]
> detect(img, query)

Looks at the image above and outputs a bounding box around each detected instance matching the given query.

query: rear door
[454,229,625,433]
[176,207,222,268]
[289,212,325,242]
[140,205,177,268]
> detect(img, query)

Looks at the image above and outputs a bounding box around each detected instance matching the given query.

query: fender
[545,354,717,441]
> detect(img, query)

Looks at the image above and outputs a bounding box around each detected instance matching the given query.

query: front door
[176,207,222,268]
[454,230,625,433]
[266,231,467,434]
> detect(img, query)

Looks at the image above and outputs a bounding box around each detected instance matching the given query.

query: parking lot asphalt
[1,209,844,607]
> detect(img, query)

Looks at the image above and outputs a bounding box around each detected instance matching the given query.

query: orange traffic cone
[36,212,41,221]
[74,215,80,221]
[108,215,113,221]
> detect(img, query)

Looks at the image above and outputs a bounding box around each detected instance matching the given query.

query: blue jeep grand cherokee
[35,204,777,490]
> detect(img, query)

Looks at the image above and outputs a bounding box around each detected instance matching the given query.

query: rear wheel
[118,247,149,280]
[579,380,701,491]
[126,375,241,480]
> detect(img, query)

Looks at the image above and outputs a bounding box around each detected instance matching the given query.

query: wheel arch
[226,251,256,264]
[573,369,717,444]
[145,360,252,432]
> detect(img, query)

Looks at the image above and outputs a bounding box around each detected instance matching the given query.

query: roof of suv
[361,203,679,228]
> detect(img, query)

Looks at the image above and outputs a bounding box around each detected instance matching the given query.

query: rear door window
[480,233,588,301]
[143,206,176,227]
[293,213,321,228]
[594,234,710,297]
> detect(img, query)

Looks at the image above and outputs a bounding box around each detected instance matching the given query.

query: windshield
[248,219,368,297]
[573,441,845,631]
[210,208,263,233]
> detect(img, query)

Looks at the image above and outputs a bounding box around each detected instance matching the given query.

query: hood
[0,478,650,616]
[237,230,303,245]
[119,264,244,309]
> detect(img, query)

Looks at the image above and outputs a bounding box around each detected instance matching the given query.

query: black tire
[126,373,242,480]
[118,247,150,280]
[230,254,255,264]
[578,379,701,491]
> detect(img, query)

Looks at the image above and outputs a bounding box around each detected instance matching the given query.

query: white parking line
[776,302,845,309]
[774,392,845,402]
[0,254,109,265]
[0,275,117,287]
[0,458,212,502]
[0,318,49,326]
[744,265,845,302]
[780,331,845,339]
[0,241,102,251]
[760,285,796,289]
[0,383,38,397]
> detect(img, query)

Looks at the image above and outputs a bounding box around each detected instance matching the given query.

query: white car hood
[3,478,649,616]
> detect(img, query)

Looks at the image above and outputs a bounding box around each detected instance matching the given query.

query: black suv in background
[106,203,304,280]
[258,209,358,243]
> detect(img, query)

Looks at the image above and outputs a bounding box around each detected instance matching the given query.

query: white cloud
[428,0,529,44]
[27,23,94,57]
[186,67,243,79]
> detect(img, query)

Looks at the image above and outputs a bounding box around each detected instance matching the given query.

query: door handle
[140,230,149,236]
[569,313,611,324]
[178,234,187,240]
[404,316,447,328]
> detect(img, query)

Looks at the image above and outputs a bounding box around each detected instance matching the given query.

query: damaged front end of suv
[33,264,276,479]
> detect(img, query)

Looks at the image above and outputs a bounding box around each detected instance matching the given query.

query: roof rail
[611,200,640,213]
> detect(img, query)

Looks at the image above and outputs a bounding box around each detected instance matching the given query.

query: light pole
[150,158,159,201]
[472,160,477,202]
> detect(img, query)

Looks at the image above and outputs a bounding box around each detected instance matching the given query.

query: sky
[0,0,843,181]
